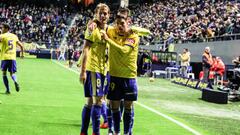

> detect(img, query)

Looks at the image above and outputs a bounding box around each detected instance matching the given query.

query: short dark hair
[118,7,130,16]
[2,23,10,30]
[116,7,130,20]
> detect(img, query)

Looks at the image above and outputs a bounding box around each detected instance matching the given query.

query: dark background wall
[141,40,240,65]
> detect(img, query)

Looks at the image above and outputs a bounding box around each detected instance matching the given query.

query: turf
[0,58,192,135]
[0,58,239,135]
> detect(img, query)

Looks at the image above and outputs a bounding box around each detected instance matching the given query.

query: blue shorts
[107,76,138,101]
[84,71,108,97]
[1,60,17,73]
[104,72,110,95]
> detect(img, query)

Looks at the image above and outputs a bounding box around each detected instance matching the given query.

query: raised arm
[131,26,151,36]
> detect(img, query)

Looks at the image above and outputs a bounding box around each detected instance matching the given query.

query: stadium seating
[1,0,240,48]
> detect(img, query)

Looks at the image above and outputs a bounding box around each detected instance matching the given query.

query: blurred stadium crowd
[0,0,240,49]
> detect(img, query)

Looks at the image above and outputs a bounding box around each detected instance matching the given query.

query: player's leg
[107,76,123,135]
[2,71,9,94]
[129,104,134,135]
[81,97,93,135]
[106,100,113,134]
[10,60,19,92]
[103,74,113,134]
[63,55,65,61]
[120,99,124,119]
[123,78,138,135]
[80,71,93,135]
[123,101,133,135]
[100,97,108,129]
[1,61,10,94]
[92,96,103,135]
[100,73,110,130]
[110,100,121,135]
[91,72,106,135]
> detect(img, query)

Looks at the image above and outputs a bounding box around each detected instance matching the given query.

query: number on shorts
[96,79,101,87]
[8,40,13,51]
[104,78,108,86]
[110,82,115,91]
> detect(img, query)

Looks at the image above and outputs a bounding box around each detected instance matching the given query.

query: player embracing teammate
[79,3,110,135]
[79,3,150,135]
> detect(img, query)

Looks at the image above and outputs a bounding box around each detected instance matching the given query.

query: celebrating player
[79,3,110,135]
[0,23,24,94]
[101,7,140,135]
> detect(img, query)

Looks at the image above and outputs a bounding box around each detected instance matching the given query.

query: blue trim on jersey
[124,44,134,49]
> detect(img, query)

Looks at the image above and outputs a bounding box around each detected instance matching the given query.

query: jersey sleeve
[131,26,151,36]
[84,20,99,43]
[84,25,95,43]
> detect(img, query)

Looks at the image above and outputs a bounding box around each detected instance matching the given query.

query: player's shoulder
[106,25,115,32]
[5,33,17,38]
[106,25,114,31]
[128,31,139,40]
[125,31,139,45]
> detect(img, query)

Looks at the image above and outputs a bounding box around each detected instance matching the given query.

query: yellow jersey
[84,24,108,75]
[0,33,19,60]
[107,26,140,78]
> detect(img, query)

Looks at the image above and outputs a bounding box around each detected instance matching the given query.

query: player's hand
[88,21,97,32]
[100,30,109,40]
[80,71,87,84]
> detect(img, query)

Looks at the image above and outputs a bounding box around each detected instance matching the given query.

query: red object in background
[210,58,225,76]
[84,0,94,6]
[152,55,158,62]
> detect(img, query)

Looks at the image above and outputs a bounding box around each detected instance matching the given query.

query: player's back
[0,33,19,60]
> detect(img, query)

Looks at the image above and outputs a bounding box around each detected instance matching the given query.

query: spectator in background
[58,44,66,61]
[212,56,225,76]
[67,45,74,68]
[179,48,190,78]
[1,0,240,46]
[202,46,213,88]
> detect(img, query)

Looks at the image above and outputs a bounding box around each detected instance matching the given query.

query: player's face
[116,18,128,33]
[97,8,109,24]
[1,26,8,33]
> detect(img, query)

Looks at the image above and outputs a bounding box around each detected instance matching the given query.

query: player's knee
[85,97,93,106]
[84,104,92,109]
[110,100,121,111]
[124,101,133,111]
[93,96,103,106]
[2,71,7,76]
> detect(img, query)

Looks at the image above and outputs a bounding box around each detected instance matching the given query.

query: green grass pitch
[0,58,240,135]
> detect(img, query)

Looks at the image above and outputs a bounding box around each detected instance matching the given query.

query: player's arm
[79,40,90,84]
[17,41,24,58]
[101,30,134,54]
[131,26,151,36]
[77,52,83,67]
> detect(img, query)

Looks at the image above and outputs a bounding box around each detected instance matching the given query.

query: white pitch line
[135,102,201,135]
[52,60,202,135]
